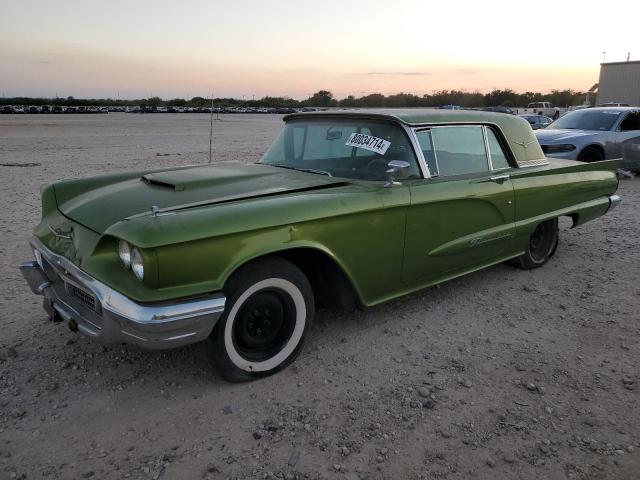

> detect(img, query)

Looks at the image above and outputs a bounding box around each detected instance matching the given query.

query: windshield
[548,109,622,131]
[260,119,421,181]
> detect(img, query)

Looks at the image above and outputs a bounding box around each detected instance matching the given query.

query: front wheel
[577,146,604,163]
[510,218,559,270]
[208,257,314,382]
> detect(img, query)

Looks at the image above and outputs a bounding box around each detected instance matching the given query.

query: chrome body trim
[403,124,431,178]
[489,174,510,184]
[20,237,226,350]
[482,125,494,171]
[608,194,622,212]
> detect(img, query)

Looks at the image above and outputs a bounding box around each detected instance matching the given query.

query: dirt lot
[1,113,638,480]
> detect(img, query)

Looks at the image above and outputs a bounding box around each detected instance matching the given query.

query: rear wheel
[208,257,314,382]
[577,146,604,163]
[511,218,559,269]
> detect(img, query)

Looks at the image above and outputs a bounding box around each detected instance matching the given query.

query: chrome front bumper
[20,237,226,350]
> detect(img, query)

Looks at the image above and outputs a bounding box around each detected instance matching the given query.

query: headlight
[118,240,131,269]
[545,144,576,153]
[131,248,144,281]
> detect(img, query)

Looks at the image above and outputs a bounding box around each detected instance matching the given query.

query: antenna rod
[209,92,214,164]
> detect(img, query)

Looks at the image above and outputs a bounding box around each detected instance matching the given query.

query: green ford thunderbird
[20,110,621,381]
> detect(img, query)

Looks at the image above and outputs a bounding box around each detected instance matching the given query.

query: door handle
[489,174,510,184]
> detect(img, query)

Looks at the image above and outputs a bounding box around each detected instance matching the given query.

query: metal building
[596,60,640,106]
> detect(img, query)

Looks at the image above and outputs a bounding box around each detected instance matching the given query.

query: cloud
[364,71,431,76]
[451,69,478,75]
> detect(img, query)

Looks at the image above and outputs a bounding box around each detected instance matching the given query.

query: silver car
[519,114,553,130]
[535,107,640,171]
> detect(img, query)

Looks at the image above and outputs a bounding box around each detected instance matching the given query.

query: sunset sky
[1,0,638,100]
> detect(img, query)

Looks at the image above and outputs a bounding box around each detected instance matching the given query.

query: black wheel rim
[529,222,553,262]
[232,289,296,362]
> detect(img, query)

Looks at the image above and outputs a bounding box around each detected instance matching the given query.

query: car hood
[535,129,599,143]
[54,163,348,234]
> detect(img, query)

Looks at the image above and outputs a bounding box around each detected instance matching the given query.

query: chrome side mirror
[384,160,411,188]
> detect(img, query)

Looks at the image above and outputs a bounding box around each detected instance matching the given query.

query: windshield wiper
[269,164,332,177]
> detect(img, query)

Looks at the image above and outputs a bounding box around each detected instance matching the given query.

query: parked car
[518,102,560,119]
[535,107,640,167]
[20,110,621,381]
[13,106,25,113]
[1,105,14,114]
[519,114,553,130]
[598,102,630,107]
[484,106,514,114]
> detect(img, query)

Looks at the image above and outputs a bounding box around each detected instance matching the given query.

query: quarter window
[431,126,489,176]
[485,128,510,169]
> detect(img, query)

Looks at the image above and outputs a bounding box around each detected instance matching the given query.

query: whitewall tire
[208,257,314,381]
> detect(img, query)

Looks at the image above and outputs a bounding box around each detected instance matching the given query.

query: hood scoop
[141,173,187,191]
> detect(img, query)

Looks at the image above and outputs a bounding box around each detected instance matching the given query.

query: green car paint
[32,110,619,308]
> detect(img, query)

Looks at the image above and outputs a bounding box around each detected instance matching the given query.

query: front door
[403,125,516,286]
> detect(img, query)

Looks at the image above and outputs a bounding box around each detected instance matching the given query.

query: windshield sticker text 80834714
[345,133,391,155]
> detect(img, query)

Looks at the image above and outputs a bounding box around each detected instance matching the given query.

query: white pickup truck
[517,102,561,119]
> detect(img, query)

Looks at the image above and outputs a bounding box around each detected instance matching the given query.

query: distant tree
[339,95,357,107]
[546,89,585,108]
[140,96,163,107]
[307,90,336,107]
[167,98,187,106]
[357,93,385,108]
[484,89,519,107]
[189,96,208,107]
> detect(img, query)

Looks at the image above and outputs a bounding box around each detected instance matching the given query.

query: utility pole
[209,92,214,164]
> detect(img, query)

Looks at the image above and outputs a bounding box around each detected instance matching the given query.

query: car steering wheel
[363,158,389,181]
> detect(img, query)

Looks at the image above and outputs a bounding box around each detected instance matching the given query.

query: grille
[69,283,97,311]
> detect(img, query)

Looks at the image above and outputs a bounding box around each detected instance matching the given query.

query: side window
[486,128,511,169]
[431,126,489,176]
[414,130,438,175]
[620,112,640,131]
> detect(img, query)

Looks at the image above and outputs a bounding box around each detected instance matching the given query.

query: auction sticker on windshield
[346,133,391,155]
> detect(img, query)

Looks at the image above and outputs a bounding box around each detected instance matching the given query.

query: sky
[1,0,638,100]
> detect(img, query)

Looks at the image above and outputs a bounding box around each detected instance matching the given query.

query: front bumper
[20,237,226,350]
[539,148,578,160]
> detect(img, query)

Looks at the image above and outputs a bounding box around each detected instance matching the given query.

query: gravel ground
[0,113,638,480]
